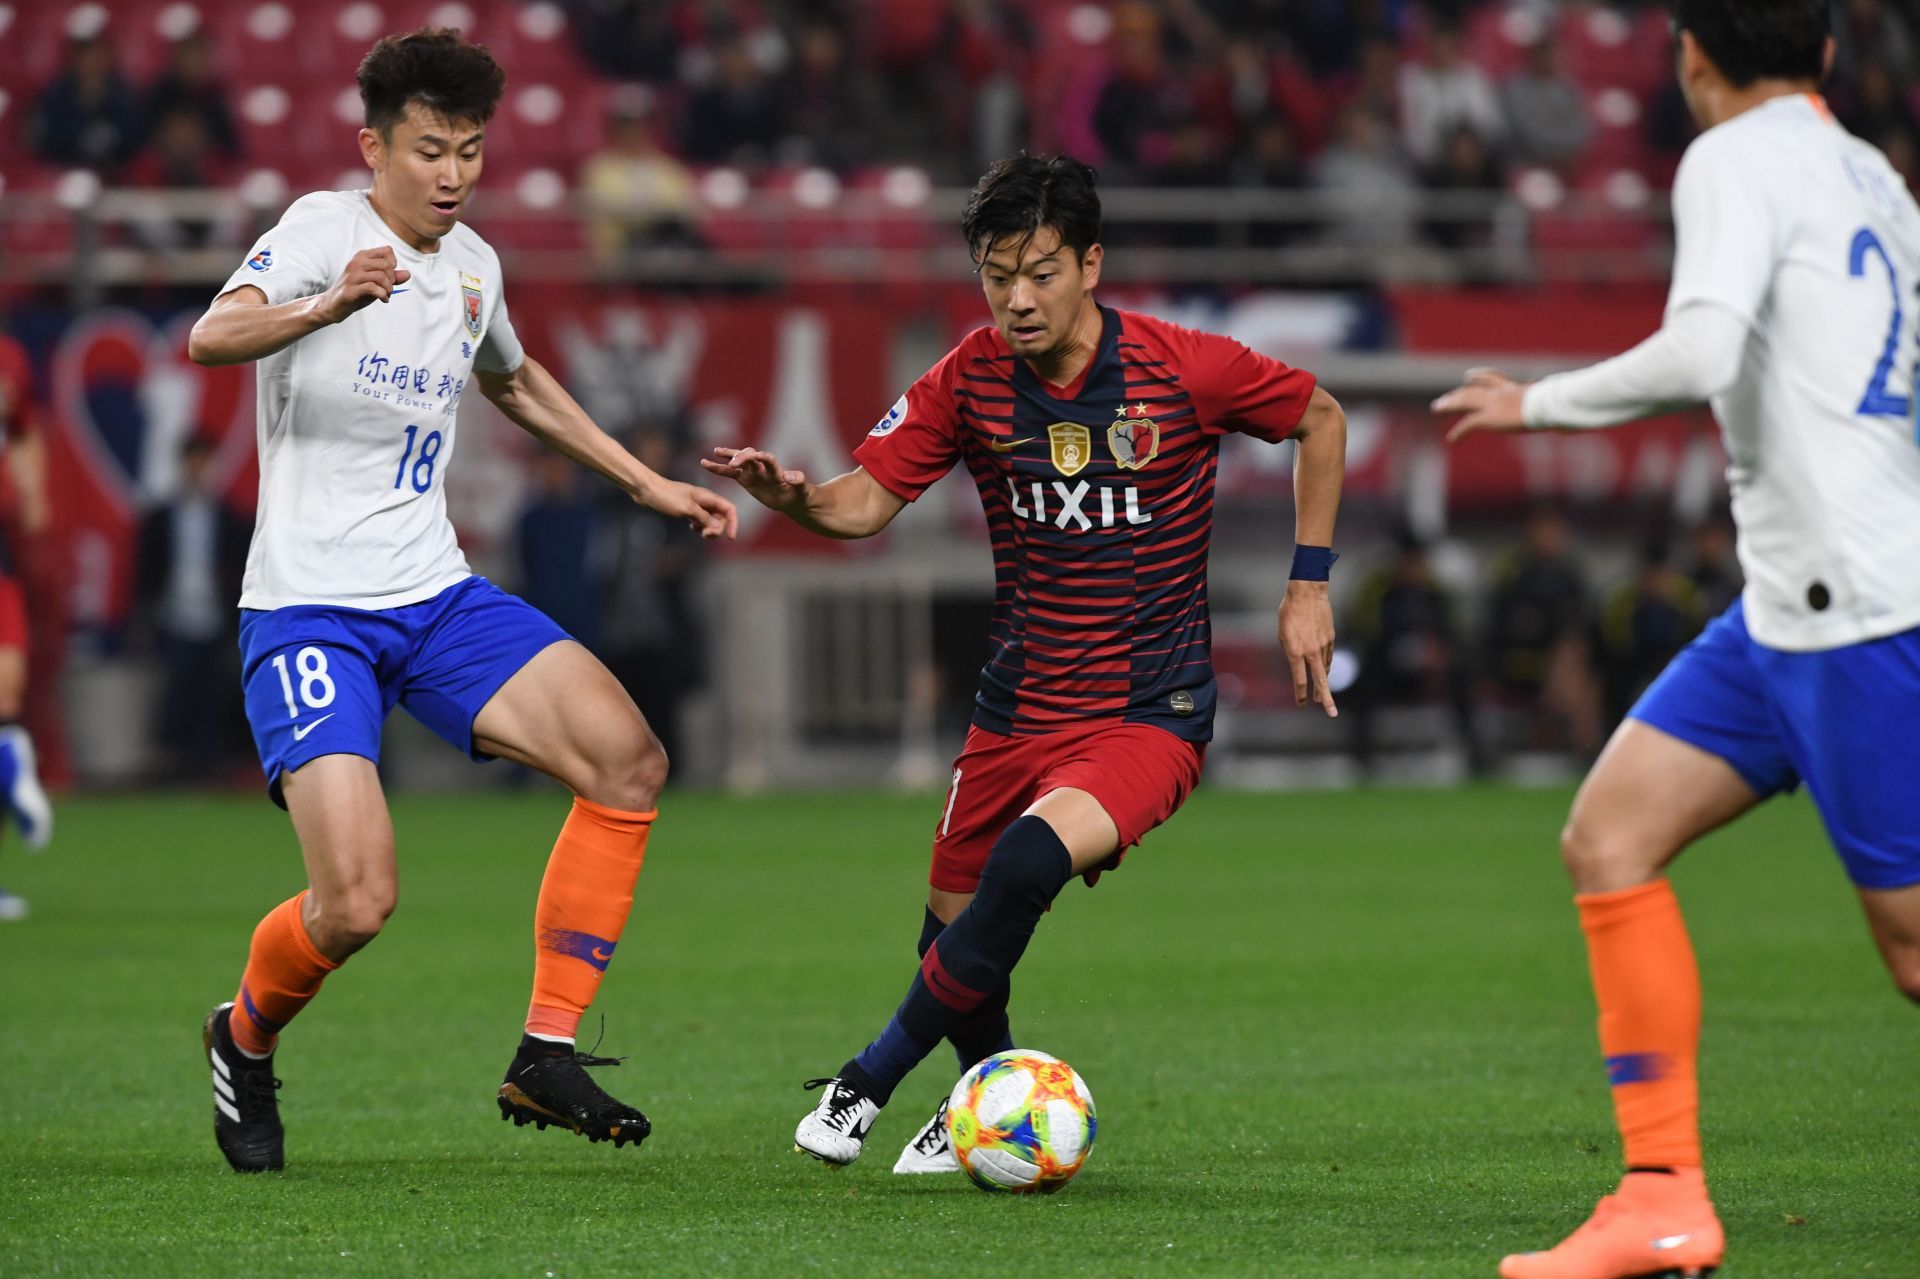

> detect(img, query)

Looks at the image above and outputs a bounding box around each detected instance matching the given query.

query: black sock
[917,906,1015,1073]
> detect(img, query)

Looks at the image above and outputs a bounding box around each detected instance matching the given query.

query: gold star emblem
[1115,405,1129,418]
[1134,402,1149,418]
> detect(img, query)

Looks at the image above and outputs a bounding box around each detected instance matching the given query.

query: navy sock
[852,817,1071,1103]
[917,907,1015,1071]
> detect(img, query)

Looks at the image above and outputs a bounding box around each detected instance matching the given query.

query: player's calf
[498,1033,650,1148]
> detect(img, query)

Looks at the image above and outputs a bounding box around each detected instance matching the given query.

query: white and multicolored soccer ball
[945,1049,1097,1193]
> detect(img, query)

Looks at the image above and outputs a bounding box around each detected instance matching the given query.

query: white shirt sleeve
[215,218,334,307]
[474,284,524,374]
[1663,129,1779,326]
[1521,301,1750,428]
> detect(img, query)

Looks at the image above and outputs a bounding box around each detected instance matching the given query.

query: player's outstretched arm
[700,448,907,540]
[187,247,412,367]
[1280,385,1345,717]
[1430,304,1748,442]
[476,357,736,540]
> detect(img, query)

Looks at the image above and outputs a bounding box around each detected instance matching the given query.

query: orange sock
[1577,878,1702,1170]
[526,798,654,1041]
[231,891,341,1057]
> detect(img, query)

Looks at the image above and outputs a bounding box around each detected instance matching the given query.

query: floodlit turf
[1,785,1914,1277]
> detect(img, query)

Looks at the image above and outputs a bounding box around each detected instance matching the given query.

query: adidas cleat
[794,1075,880,1167]
[892,1095,960,1174]
[498,1035,650,1149]
[1500,1168,1724,1279]
[203,1002,284,1173]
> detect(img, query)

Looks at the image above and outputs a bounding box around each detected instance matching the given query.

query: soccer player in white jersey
[1435,3,1920,1276]
[185,30,736,1173]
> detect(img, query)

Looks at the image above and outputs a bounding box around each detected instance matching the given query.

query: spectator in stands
[126,109,240,251]
[1835,59,1920,169]
[1481,507,1603,759]
[1092,2,1180,184]
[143,31,239,163]
[1345,530,1483,776]
[1502,35,1592,168]
[1397,17,1504,168]
[1337,37,1403,134]
[136,435,248,782]
[1311,105,1424,256]
[1600,539,1701,725]
[581,89,703,260]
[1421,124,1504,255]
[516,449,602,651]
[1834,0,1917,89]
[1685,515,1741,620]
[1234,116,1313,248]
[679,36,784,168]
[783,19,876,171]
[27,33,141,173]
[595,427,705,767]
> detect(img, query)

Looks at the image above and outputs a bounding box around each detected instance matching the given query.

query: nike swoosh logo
[985,437,1034,453]
[1650,1235,1693,1250]
[590,946,614,963]
[390,287,409,294]
[292,713,336,741]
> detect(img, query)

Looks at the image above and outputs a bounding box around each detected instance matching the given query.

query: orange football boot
[1500,1168,1724,1279]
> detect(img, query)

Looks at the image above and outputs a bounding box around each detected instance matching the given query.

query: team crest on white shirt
[460,271,484,338]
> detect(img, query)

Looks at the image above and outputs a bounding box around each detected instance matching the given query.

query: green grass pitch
[2,786,1914,1276]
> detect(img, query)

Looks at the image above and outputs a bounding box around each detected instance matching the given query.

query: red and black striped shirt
[854,305,1316,742]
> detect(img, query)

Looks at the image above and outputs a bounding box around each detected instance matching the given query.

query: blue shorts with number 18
[238,575,569,807]
[1629,597,1920,890]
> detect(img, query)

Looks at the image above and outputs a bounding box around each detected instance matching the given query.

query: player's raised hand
[700,447,809,514]
[1431,367,1531,443]
[314,247,413,324]
[637,477,738,540]
[1277,580,1338,717]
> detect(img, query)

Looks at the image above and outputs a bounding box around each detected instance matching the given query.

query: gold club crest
[1108,403,1159,471]
[1047,422,1092,477]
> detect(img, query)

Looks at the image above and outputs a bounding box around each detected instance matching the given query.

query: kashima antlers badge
[1108,403,1159,470]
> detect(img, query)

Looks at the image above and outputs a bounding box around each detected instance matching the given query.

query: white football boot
[892,1096,961,1174]
[0,725,52,851]
[794,1076,881,1167]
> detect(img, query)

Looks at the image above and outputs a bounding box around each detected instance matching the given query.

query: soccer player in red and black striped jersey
[0,333,54,921]
[704,155,1346,1170]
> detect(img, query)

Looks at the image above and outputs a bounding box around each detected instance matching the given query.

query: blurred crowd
[13,1,1918,262]
[1342,507,1740,775]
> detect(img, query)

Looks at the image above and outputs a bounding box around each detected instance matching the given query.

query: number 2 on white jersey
[1848,227,1916,426]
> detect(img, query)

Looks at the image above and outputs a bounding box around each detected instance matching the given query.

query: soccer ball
[945,1049,1097,1193]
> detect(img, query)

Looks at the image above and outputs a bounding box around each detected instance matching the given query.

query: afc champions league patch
[870,393,908,437]
[460,271,484,339]
[1048,422,1092,477]
[1108,403,1159,470]
[245,245,273,272]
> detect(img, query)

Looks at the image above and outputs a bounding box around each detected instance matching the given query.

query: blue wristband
[1290,544,1337,581]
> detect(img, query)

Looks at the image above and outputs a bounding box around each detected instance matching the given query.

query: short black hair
[357,28,506,137]
[1671,0,1828,88]
[961,154,1102,269]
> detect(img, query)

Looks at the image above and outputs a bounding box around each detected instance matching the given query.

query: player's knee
[976,817,1073,913]
[309,885,396,956]
[593,733,668,812]
[1558,814,1661,894]
[1886,954,1920,1006]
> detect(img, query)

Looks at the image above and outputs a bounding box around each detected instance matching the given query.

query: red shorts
[0,574,26,652]
[929,720,1205,894]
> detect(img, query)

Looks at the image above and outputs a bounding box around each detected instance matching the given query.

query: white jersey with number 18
[1671,94,1920,651]
[216,188,525,612]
